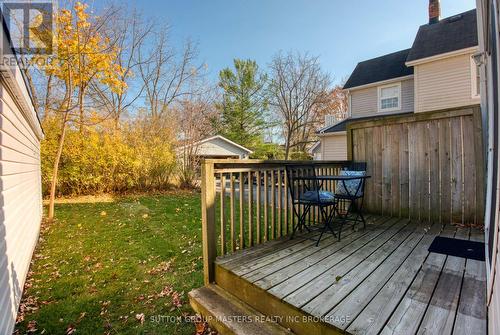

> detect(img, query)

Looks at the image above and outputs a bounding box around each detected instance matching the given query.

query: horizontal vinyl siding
[196,138,248,157]
[415,53,480,112]
[321,134,347,160]
[0,82,42,334]
[350,78,414,118]
[401,80,414,113]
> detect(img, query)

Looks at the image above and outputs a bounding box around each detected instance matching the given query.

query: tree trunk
[48,115,68,221]
[78,86,86,133]
[284,127,293,160]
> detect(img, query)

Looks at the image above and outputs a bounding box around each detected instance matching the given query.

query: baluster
[230,172,236,252]
[220,173,226,255]
[271,169,276,239]
[239,172,244,249]
[248,171,253,247]
[256,170,261,244]
[284,169,289,235]
[264,170,269,241]
[277,169,282,237]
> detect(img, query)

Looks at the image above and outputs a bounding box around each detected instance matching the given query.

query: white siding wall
[0,72,42,332]
[350,78,414,118]
[195,138,249,158]
[321,133,347,160]
[415,52,481,112]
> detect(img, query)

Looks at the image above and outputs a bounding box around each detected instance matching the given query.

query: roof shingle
[343,49,413,89]
[406,9,478,62]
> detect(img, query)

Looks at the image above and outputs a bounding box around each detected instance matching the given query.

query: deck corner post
[201,159,216,284]
[347,125,354,161]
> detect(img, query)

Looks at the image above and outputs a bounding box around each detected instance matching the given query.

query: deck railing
[201,159,350,284]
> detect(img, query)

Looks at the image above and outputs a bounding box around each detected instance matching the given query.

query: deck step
[188,284,293,335]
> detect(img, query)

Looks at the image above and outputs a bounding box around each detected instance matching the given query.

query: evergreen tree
[217,59,268,148]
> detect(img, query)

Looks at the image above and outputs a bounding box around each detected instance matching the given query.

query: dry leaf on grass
[147,261,172,275]
[65,324,76,334]
[195,320,207,335]
[172,291,183,308]
[27,320,37,333]
[135,313,145,325]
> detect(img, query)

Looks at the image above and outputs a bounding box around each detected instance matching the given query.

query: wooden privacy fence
[347,106,484,225]
[201,159,349,284]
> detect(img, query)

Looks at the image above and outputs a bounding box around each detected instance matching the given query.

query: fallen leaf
[135,313,145,325]
[100,211,107,216]
[194,315,207,335]
[77,312,86,323]
[172,291,182,308]
[65,325,76,335]
[157,286,173,298]
[27,320,37,333]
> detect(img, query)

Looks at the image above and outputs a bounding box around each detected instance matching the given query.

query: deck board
[301,221,417,316]
[452,229,487,335]
[213,215,486,335]
[332,222,441,332]
[254,217,393,290]
[379,224,458,335]
[414,228,469,335]
[263,217,398,296]
[284,218,410,308]
[346,223,443,335]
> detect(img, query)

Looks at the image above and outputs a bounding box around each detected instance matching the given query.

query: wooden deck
[213,215,487,335]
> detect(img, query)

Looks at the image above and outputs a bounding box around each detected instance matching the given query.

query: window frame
[377,82,402,113]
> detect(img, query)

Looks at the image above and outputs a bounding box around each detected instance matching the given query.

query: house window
[471,56,481,98]
[378,83,401,112]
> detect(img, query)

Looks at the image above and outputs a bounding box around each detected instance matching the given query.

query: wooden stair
[188,284,293,335]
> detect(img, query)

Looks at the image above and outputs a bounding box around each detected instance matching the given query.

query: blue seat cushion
[300,190,335,203]
[335,170,366,197]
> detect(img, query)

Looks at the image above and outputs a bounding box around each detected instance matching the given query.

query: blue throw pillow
[301,190,335,203]
[336,170,365,197]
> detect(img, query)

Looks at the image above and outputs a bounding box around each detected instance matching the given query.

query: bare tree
[269,52,331,159]
[138,28,204,121]
[89,9,154,129]
[326,84,349,121]
[175,86,218,187]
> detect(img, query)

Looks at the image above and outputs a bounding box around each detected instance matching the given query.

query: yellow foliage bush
[41,117,177,196]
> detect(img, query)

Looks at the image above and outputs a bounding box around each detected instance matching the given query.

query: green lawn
[15,191,205,335]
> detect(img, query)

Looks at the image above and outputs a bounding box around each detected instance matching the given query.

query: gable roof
[320,113,413,134]
[406,9,478,63]
[320,118,349,133]
[308,141,321,154]
[176,135,253,154]
[343,9,478,90]
[343,49,414,89]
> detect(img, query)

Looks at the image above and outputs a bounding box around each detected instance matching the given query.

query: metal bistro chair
[333,162,368,240]
[286,164,337,244]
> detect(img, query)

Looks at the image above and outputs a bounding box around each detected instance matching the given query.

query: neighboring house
[308,141,322,160]
[176,135,252,160]
[476,0,500,332]
[320,1,480,157]
[0,21,44,333]
[316,120,348,160]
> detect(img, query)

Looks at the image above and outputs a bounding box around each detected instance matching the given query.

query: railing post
[201,159,216,284]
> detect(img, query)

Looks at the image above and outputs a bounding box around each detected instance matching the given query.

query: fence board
[429,121,441,223]
[382,125,392,215]
[439,117,452,223]
[364,127,374,212]
[463,115,476,224]
[399,124,410,217]
[451,117,464,223]
[349,107,483,226]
